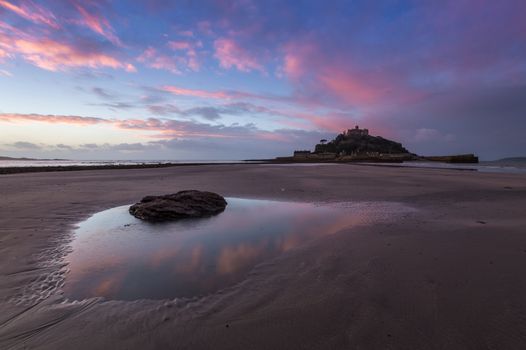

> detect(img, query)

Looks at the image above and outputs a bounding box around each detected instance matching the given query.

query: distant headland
[0,156,38,161]
[274,126,479,164]
[0,156,67,161]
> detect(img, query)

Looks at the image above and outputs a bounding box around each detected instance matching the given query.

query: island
[0,156,38,161]
[0,156,67,161]
[274,126,478,163]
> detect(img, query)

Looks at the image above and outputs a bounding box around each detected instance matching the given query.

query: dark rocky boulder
[129,190,227,221]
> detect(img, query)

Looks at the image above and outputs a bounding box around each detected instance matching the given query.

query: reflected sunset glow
[63,198,409,300]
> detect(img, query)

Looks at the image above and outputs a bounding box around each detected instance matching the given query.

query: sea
[358,160,526,174]
[1,159,525,174]
[0,159,250,167]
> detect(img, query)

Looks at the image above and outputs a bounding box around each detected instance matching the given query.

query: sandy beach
[1,164,526,349]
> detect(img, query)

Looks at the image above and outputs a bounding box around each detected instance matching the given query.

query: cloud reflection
[63,199,378,300]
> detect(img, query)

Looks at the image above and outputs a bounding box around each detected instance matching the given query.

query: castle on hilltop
[343,125,369,137]
[287,125,410,161]
[279,125,477,163]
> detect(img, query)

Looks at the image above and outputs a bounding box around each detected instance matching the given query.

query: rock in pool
[129,190,228,221]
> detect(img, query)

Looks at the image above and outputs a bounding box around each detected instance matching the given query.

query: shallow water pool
[63,198,406,301]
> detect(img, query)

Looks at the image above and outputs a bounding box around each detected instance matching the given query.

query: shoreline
[1,164,526,349]
[0,162,259,175]
[0,159,486,175]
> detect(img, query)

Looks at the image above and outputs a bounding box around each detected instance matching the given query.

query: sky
[0,0,525,161]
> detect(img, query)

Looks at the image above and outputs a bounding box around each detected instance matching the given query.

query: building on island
[344,125,369,137]
[283,125,420,163]
[293,150,311,159]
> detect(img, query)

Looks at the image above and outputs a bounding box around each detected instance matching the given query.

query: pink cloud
[6,37,134,71]
[0,23,135,72]
[168,41,191,50]
[278,36,444,115]
[186,49,200,71]
[283,111,353,133]
[0,113,288,140]
[160,85,298,106]
[177,30,194,37]
[0,0,59,29]
[138,47,180,74]
[138,41,201,73]
[254,131,290,142]
[73,2,121,46]
[113,117,263,140]
[318,68,381,105]
[280,41,386,106]
[283,54,302,80]
[197,21,214,36]
[0,46,8,60]
[161,85,232,99]
[281,42,317,80]
[167,40,201,71]
[295,111,396,139]
[114,118,167,131]
[0,113,110,125]
[214,38,263,72]
[0,113,328,151]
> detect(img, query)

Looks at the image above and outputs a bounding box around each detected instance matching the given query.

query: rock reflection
[64,199,378,301]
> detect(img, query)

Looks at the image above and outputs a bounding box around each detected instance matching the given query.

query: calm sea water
[63,199,410,301]
[259,160,526,174]
[0,159,250,168]
[357,161,526,174]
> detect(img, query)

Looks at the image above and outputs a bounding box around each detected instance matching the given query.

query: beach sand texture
[1,164,526,349]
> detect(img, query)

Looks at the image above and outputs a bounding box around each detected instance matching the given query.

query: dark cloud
[91,87,116,100]
[146,101,289,123]
[56,143,73,150]
[79,142,161,152]
[182,107,222,120]
[373,85,526,159]
[80,143,99,149]
[146,104,181,116]
[147,128,330,160]
[90,102,137,110]
[11,141,41,149]
[2,123,330,160]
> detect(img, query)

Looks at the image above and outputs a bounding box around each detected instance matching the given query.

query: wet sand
[1,164,526,349]
[0,162,251,175]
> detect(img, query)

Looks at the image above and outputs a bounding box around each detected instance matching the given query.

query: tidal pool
[63,198,404,301]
